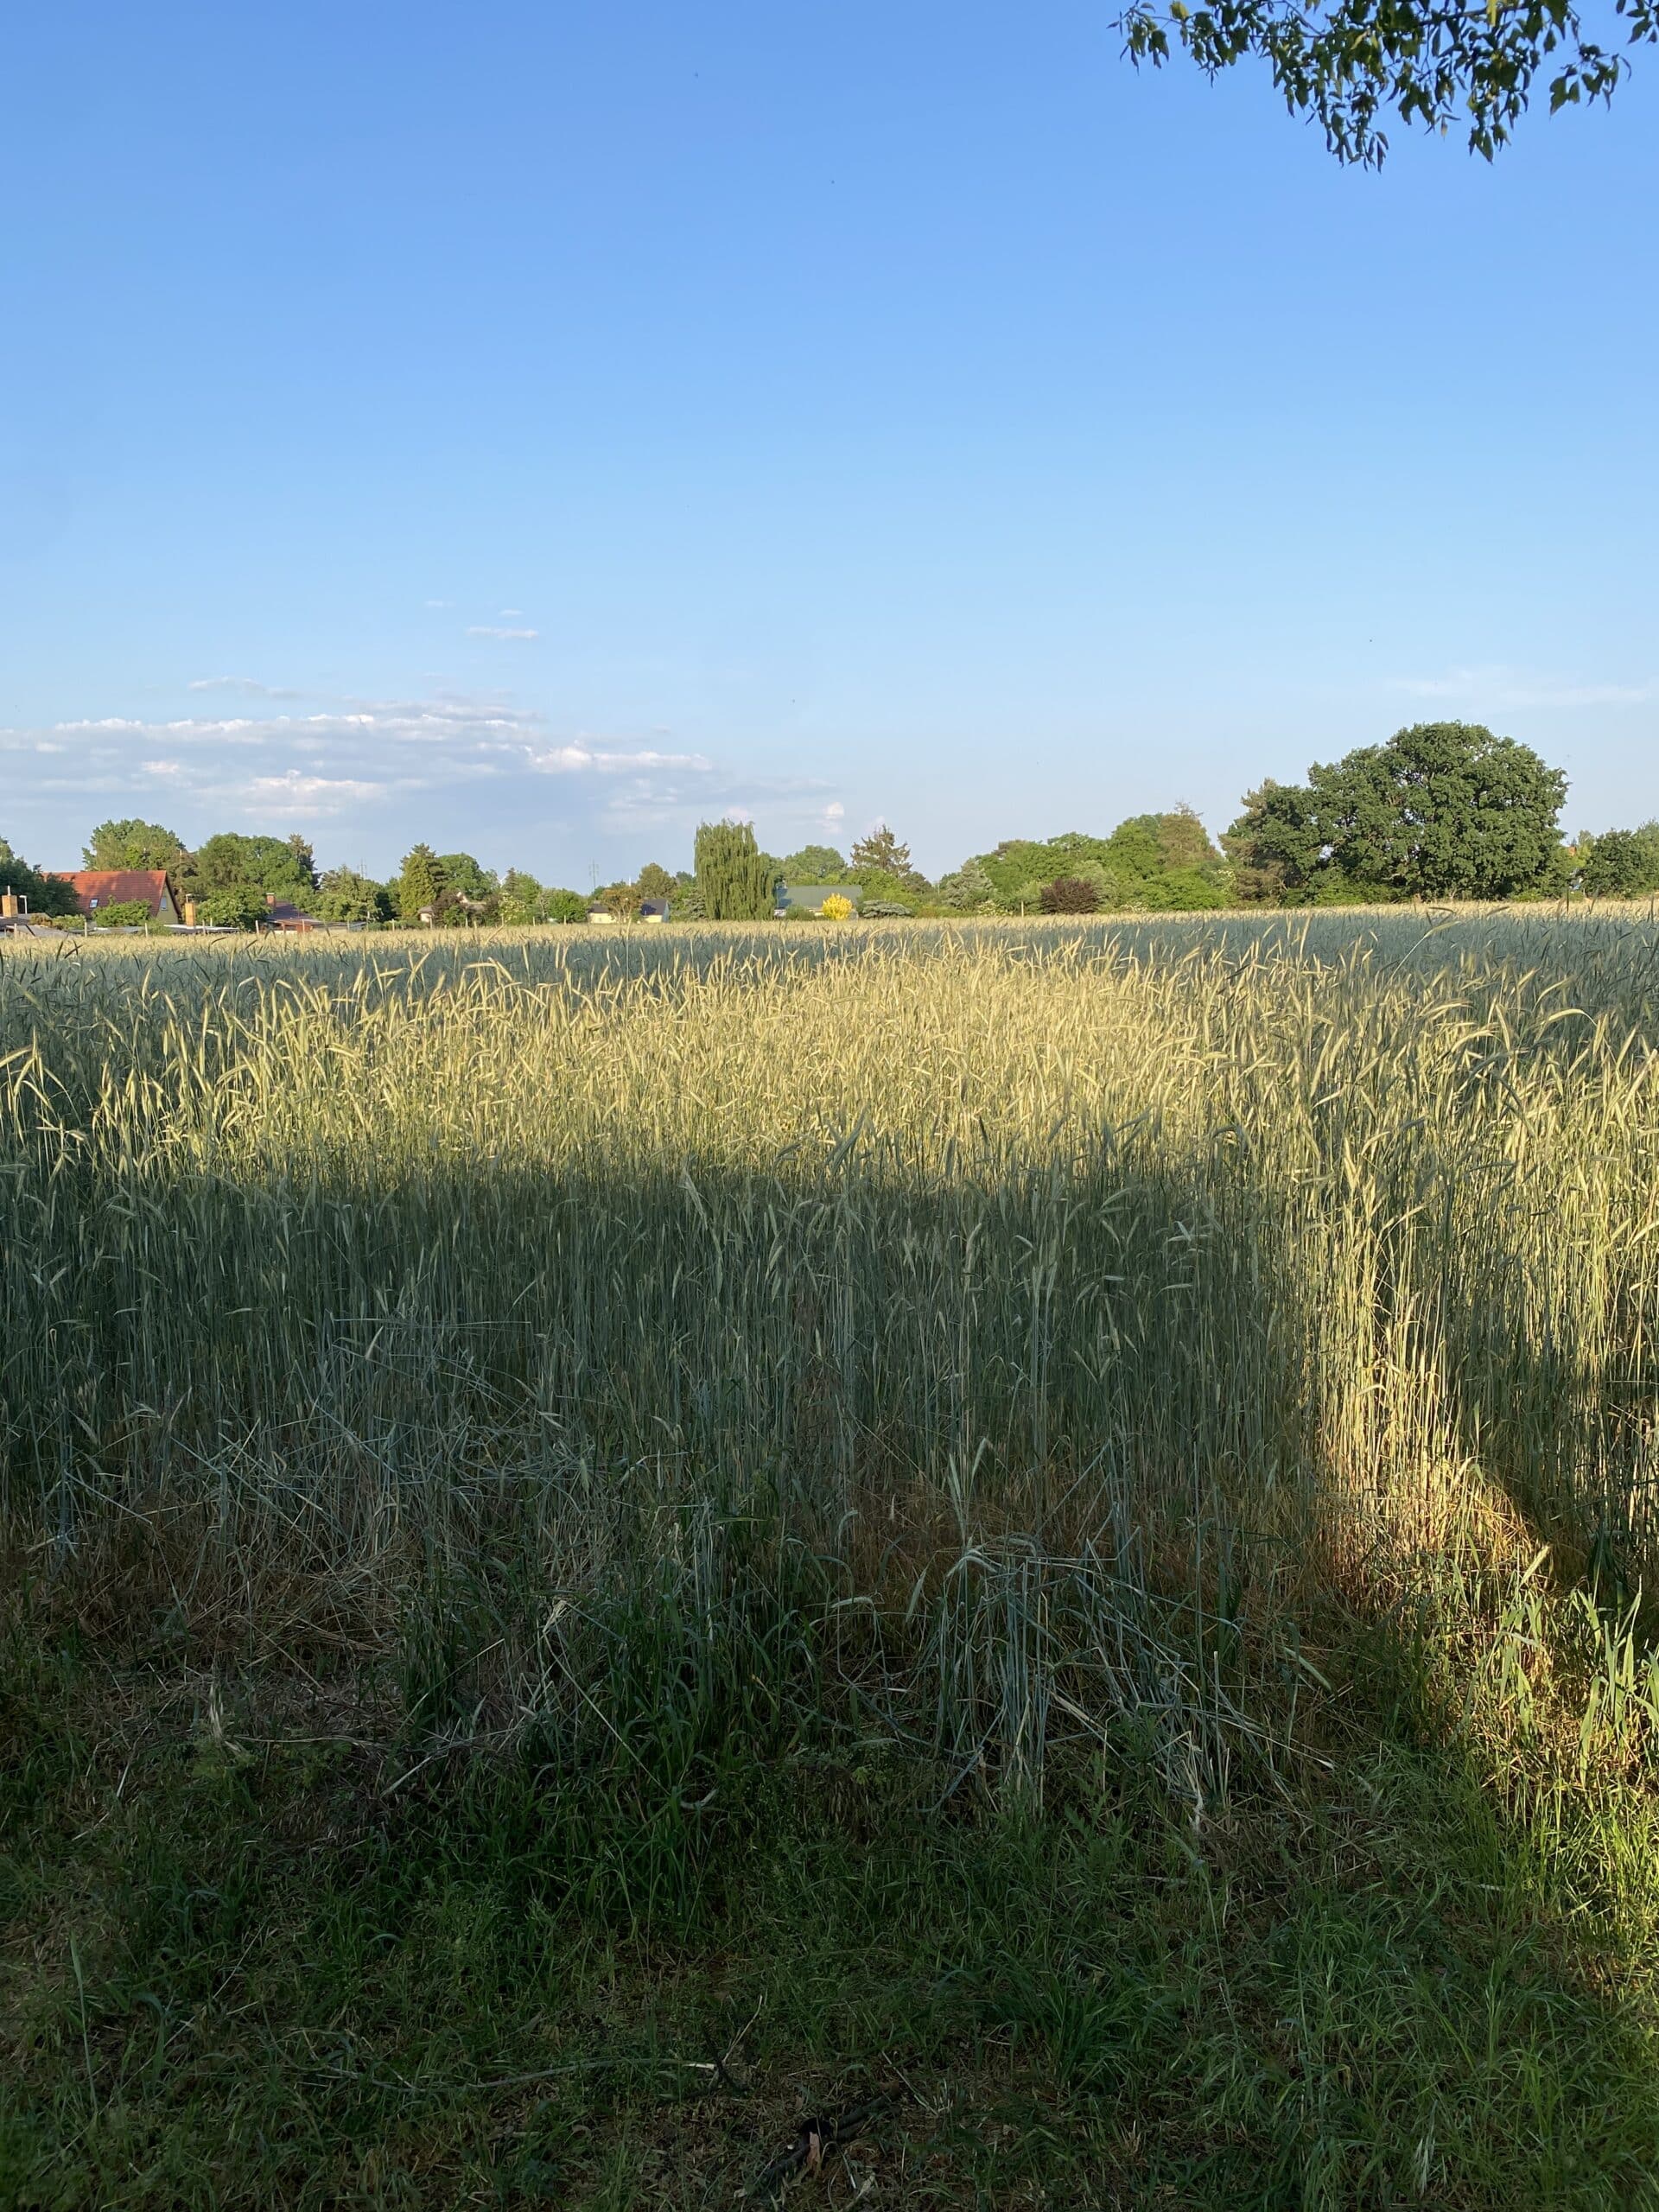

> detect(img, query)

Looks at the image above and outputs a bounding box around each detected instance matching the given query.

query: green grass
[6,1616,1659,2207]
[7,910,1659,2204]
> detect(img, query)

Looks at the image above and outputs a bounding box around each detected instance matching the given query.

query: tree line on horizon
[7,722,1659,931]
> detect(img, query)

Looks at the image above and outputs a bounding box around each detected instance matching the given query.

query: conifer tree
[395,843,448,922]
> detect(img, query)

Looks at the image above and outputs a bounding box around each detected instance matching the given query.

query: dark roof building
[265,899,324,931]
[776,883,862,914]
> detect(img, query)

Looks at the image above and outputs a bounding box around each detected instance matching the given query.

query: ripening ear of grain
[5,908,1659,1816]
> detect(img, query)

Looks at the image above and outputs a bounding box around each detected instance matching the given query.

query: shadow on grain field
[6,1144,1659,2206]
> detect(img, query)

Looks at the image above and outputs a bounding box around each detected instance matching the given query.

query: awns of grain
[7,910,1659,2205]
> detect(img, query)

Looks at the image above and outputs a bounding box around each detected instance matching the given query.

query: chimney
[184,897,197,927]
[0,888,16,919]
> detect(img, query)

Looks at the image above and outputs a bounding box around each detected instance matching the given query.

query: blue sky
[2,2,1654,885]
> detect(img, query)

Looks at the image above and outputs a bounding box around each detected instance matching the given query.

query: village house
[264,897,331,932]
[58,870,182,925]
[775,883,863,916]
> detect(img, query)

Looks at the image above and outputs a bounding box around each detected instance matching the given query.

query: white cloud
[243,770,389,814]
[498,607,524,617]
[51,715,269,743]
[528,740,711,776]
[187,677,303,700]
[0,690,725,828]
[467,625,539,642]
[2,683,855,872]
[1397,666,1657,711]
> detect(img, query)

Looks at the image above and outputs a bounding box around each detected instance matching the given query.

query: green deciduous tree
[188,833,315,899]
[845,869,918,913]
[430,888,493,927]
[198,884,270,930]
[959,811,1230,914]
[1580,823,1659,897]
[1228,723,1567,904]
[315,868,392,923]
[436,853,499,904]
[694,822,777,920]
[635,861,676,901]
[496,869,543,925]
[1223,782,1323,904]
[82,817,193,877]
[780,843,847,881]
[1096,811,1230,907]
[599,880,643,920]
[541,888,590,924]
[1153,803,1218,872]
[0,838,80,917]
[1116,0,1656,166]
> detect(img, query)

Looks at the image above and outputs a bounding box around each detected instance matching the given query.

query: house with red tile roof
[58,870,182,925]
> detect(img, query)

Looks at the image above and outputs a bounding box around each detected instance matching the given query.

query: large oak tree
[1226,721,1568,900]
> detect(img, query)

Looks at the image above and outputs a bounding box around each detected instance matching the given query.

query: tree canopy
[1580,823,1659,897]
[394,845,447,922]
[315,868,393,923]
[1226,722,1568,902]
[435,853,498,904]
[187,833,316,899]
[948,809,1230,914]
[598,880,644,919]
[779,843,847,881]
[1116,0,1656,165]
[694,822,778,920]
[0,837,79,917]
[1039,875,1103,913]
[847,825,930,893]
[82,817,192,877]
[196,884,270,931]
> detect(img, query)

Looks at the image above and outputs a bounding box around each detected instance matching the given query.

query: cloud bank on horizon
[0,683,849,873]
